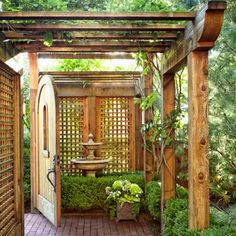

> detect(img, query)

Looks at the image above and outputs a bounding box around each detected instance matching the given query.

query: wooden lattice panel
[59,97,84,174]
[0,73,17,235]
[97,97,134,173]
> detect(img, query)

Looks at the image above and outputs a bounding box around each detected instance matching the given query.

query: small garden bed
[61,172,144,214]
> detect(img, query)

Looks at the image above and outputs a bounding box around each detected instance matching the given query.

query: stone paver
[24,213,154,236]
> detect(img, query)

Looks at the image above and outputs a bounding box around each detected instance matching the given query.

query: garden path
[24,213,155,236]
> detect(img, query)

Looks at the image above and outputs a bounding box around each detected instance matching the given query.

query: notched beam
[161,1,226,74]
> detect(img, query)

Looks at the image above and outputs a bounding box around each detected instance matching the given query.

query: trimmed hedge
[145,181,188,221]
[61,172,144,211]
[145,181,161,220]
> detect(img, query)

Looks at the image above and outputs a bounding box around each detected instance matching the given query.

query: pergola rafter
[0,11,195,21]
[4,31,178,41]
[0,1,227,234]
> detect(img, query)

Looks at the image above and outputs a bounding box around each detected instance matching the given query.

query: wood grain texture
[0,23,186,31]
[161,73,176,206]
[0,60,22,236]
[0,11,195,21]
[144,54,154,182]
[28,53,39,211]
[188,51,209,230]
[162,1,226,74]
[5,32,178,40]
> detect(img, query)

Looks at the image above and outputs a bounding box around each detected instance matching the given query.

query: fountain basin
[71,157,111,177]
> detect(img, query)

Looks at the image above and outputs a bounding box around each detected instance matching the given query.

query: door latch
[46,155,57,192]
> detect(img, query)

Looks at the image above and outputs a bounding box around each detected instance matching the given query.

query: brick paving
[24,213,155,236]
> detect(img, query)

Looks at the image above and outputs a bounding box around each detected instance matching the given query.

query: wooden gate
[35,76,61,226]
[0,60,23,235]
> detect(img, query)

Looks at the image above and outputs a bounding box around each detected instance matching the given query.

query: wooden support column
[161,73,176,204]
[87,96,96,137]
[144,54,154,182]
[135,103,143,170]
[188,51,209,230]
[28,53,39,210]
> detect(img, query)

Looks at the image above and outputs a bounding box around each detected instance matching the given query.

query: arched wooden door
[36,76,60,226]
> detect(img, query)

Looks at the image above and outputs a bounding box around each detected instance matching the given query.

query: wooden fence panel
[97,97,135,173]
[0,60,23,236]
[58,97,85,174]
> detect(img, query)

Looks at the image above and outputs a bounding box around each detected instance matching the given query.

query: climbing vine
[134,52,187,179]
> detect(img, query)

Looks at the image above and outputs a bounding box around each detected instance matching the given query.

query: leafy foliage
[145,181,161,220]
[164,198,236,236]
[61,172,144,213]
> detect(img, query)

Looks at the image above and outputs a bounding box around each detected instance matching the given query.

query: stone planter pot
[116,203,137,222]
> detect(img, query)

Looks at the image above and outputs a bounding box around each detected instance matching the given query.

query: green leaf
[43,32,53,47]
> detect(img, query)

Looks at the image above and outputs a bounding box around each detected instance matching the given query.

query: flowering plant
[105,180,143,217]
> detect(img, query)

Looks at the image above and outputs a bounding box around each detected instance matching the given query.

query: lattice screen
[59,97,85,174]
[97,97,133,172]
[0,73,17,234]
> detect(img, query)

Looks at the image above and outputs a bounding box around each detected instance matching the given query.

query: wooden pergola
[0,1,226,234]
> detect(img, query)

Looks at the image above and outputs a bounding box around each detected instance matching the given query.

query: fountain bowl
[71,157,112,177]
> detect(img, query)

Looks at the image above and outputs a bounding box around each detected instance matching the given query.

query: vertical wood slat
[28,53,39,210]
[135,103,143,170]
[13,73,24,235]
[129,98,136,171]
[0,60,22,236]
[55,91,61,226]
[188,51,209,229]
[161,74,176,211]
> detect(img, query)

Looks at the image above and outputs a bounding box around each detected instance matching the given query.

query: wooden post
[135,103,143,170]
[161,73,176,200]
[188,51,209,229]
[28,53,39,211]
[87,96,96,137]
[144,54,154,182]
[161,73,176,229]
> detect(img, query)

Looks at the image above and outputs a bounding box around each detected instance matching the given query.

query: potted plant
[105,180,143,221]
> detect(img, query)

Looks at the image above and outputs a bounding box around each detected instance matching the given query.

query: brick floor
[24,213,155,236]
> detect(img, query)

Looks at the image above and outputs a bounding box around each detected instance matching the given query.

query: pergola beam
[0,11,195,21]
[0,23,185,32]
[161,1,226,74]
[39,71,141,78]
[15,45,166,53]
[38,52,134,60]
[4,32,178,40]
[15,41,172,47]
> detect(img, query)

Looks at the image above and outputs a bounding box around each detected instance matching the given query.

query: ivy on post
[143,53,155,183]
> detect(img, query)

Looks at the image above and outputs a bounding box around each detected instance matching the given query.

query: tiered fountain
[71,133,111,177]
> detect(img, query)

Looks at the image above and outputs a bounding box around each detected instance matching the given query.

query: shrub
[145,181,161,220]
[61,172,144,212]
[145,182,188,221]
[163,198,236,236]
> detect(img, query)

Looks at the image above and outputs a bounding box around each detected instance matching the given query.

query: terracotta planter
[116,203,137,222]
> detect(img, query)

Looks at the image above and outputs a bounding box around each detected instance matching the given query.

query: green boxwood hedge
[145,181,188,221]
[145,181,161,220]
[61,172,144,212]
